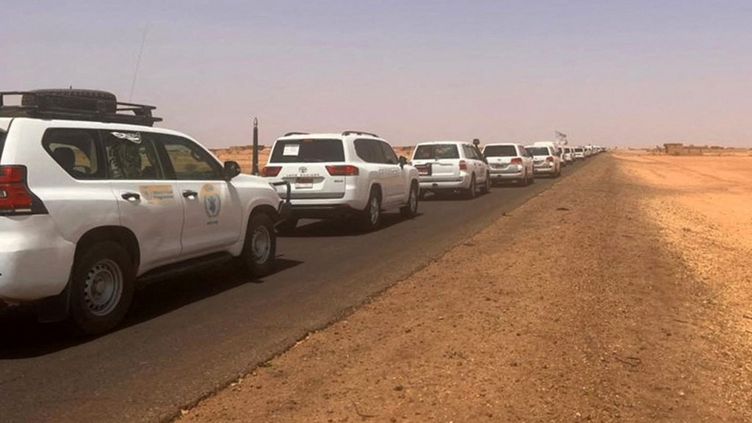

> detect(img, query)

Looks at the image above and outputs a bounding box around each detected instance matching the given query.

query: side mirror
[398,156,408,168]
[224,161,241,180]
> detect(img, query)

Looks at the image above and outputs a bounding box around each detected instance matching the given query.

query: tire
[400,182,419,218]
[68,241,135,336]
[22,89,117,113]
[360,188,382,232]
[480,173,491,194]
[276,218,298,236]
[464,175,477,199]
[240,212,277,277]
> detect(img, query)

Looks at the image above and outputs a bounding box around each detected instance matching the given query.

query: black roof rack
[283,131,309,137]
[342,130,380,138]
[0,90,162,127]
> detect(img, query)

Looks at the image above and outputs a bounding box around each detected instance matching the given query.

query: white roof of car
[483,142,522,147]
[277,132,383,141]
[415,141,469,146]
[7,117,192,139]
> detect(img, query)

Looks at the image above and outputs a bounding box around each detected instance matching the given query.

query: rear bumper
[0,216,75,302]
[489,169,524,180]
[533,164,556,174]
[418,174,470,191]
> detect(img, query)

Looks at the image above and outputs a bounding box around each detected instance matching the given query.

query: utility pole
[252,117,259,175]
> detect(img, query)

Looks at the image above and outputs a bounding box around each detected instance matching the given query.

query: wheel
[276,218,298,236]
[360,188,382,231]
[240,212,277,276]
[480,173,491,194]
[464,175,477,199]
[400,182,419,218]
[68,241,135,335]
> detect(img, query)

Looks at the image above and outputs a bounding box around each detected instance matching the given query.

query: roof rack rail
[283,132,309,137]
[0,90,162,127]
[342,130,380,138]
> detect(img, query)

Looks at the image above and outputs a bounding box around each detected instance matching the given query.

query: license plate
[295,177,314,189]
[491,163,506,169]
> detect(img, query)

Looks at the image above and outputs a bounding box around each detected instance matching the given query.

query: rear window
[413,144,459,160]
[483,145,517,157]
[575,148,584,152]
[270,139,344,163]
[42,128,105,179]
[526,147,550,156]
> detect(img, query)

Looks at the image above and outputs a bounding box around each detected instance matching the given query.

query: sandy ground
[180,153,752,422]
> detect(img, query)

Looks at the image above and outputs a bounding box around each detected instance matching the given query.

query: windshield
[483,145,517,157]
[270,139,345,163]
[526,147,550,156]
[413,144,459,160]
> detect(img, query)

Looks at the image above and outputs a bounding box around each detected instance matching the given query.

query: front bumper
[0,216,75,302]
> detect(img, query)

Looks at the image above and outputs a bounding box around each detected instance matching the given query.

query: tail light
[0,165,47,215]
[546,156,555,163]
[326,165,359,176]
[510,158,523,165]
[261,166,282,177]
[459,160,467,171]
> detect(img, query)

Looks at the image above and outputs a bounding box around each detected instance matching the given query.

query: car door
[462,144,481,181]
[100,130,184,272]
[471,144,488,182]
[157,134,243,258]
[378,140,406,205]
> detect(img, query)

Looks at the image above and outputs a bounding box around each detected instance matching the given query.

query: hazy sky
[4,0,752,147]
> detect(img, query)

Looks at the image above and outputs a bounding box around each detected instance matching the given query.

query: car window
[0,131,5,159]
[270,139,345,163]
[42,128,104,179]
[101,131,164,180]
[354,139,386,163]
[413,144,459,160]
[379,141,398,164]
[526,147,550,156]
[484,145,517,157]
[158,135,223,180]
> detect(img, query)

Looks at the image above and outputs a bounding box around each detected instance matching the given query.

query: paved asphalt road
[0,159,592,422]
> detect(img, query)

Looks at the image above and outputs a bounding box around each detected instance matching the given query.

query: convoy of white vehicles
[0,89,605,335]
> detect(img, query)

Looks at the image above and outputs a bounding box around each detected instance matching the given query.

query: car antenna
[129,22,150,101]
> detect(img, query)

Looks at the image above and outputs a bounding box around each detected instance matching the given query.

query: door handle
[182,190,198,199]
[121,192,140,202]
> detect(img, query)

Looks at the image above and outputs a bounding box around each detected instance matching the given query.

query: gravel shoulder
[180,153,752,422]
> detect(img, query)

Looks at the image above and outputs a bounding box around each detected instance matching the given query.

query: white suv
[0,89,288,334]
[525,144,561,177]
[411,141,490,199]
[482,143,534,185]
[263,131,419,232]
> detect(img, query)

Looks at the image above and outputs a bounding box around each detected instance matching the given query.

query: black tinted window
[42,128,104,179]
[413,144,459,160]
[526,147,550,156]
[380,141,398,164]
[355,139,385,163]
[484,145,517,157]
[270,139,345,163]
[0,131,5,159]
[102,131,163,180]
[159,135,223,180]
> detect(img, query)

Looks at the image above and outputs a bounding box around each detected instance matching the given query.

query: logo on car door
[201,184,222,218]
